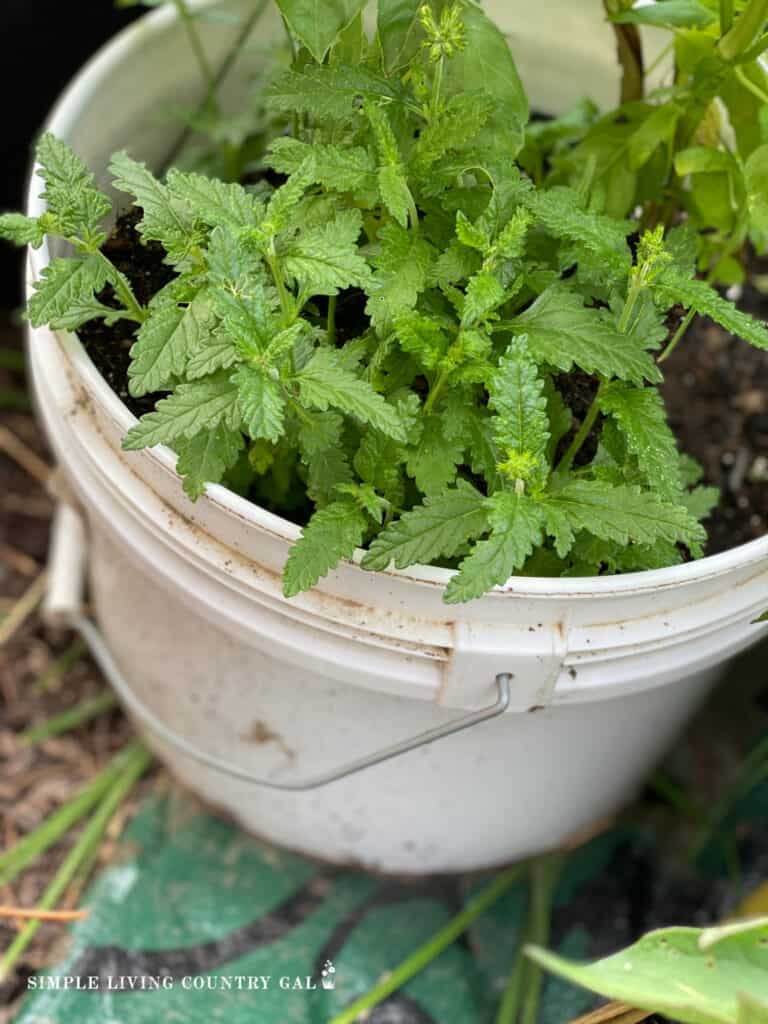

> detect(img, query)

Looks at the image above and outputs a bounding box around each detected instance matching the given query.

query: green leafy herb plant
[3,0,768,602]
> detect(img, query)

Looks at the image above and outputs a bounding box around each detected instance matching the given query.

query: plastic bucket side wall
[23,1,768,870]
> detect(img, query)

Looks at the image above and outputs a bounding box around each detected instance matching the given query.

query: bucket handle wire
[47,503,511,791]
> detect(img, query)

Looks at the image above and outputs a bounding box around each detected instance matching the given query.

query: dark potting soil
[77,213,768,559]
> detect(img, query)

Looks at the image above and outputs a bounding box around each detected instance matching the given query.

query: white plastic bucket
[26,0,768,873]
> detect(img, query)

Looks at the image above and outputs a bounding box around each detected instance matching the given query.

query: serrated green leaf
[411,93,496,175]
[298,411,353,504]
[110,151,199,263]
[541,480,705,553]
[267,138,377,196]
[0,213,46,248]
[231,365,285,443]
[366,223,435,327]
[378,165,412,228]
[655,269,768,349]
[462,270,505,326]
[297,348,406,440]
[266,64,401,122]
[186,331,239,380]
[599,385,682,501]
[682,484,719,521]
[525,187,633,282]
[205,224,265,291]
[456,211,490,252]
[393,312,446,370]
[527,917,768,1024]
[283,209,371,296]
[122,372,241,450]
[274,0,367,62]
[513,285,661,385]
[128,302,186,397]
[406,413,464,493]
[166,170,263,231]
[490,336,550,486]
[175,425,244,500]
[444,491,543,603]
[36,133,112,241]
[283,499,368,596]
[27,255,111,329]
[362,480,487,571]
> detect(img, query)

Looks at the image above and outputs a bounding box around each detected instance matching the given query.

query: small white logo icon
[320,961,336,990]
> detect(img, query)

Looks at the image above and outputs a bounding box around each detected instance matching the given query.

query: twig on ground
[0,907,88,923]
[0,425,50,486]
[0,573,47,649]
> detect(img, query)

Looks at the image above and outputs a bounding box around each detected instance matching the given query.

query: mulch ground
[0,310,144,1020]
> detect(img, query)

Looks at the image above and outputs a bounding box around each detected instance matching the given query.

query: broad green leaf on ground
[654,269,768,349]
[230,365,286,443]
[27,255,111,329]
[283,499,368,596]
[274,0,367,62]
[122,372,241,450]
[512,286,661,385]
[362,480,487,571]
[526,917,768,1024]
[175,425,244,500]
[599,385,682,501]
[444,491,543,603]
[297,348,406,440]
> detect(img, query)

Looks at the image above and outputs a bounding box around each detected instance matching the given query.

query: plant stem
[718,0,768,60]
[162,0,269,172]
[424,366,449,414]
[720,0,735,34]
[21,692,117,746]
[495,943,528,1024]
[0,743,151,981]
[95,253,146,324]
[328,863,528,1024]
[171,0,216,98]
[658,308,696,363]
[520,857,562,1024]
[266,246,294,323]
[734,64,768,105]
[327,295,337,345]
[604,1,644,102]
[431,55,445,120]
[0,745,139,888]
[555,386,604,476]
